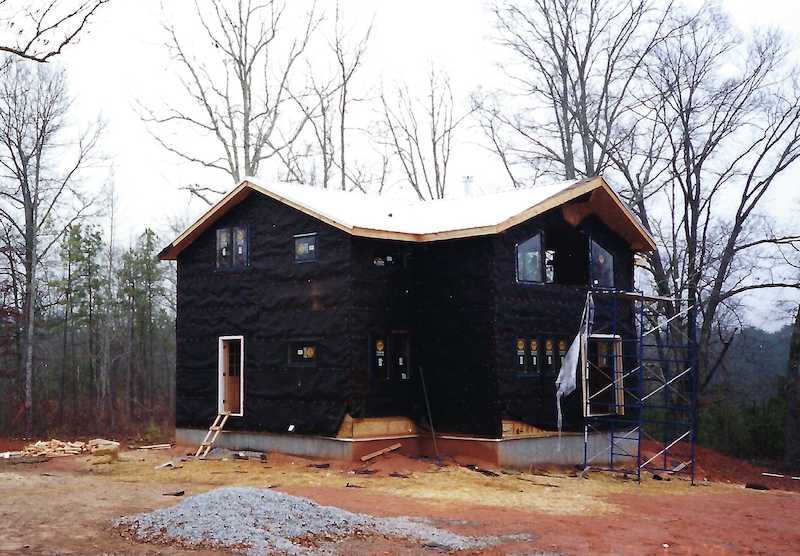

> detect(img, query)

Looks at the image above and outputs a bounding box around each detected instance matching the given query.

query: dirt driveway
[1,446,798,555]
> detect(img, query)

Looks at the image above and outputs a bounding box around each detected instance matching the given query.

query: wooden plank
[360,442,401,462]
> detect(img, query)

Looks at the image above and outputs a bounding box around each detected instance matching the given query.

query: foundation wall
[177,428,620,467]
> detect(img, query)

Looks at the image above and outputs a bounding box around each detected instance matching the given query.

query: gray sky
[56,0,800,329]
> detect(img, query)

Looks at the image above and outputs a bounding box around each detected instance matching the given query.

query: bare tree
[97,180,114,426]
[0,0,109,63]
[332,2,371,192]
[284,1,372,191]
[485,3,800,392]
[612,7,800,391]
[380,69,465,200]
[143,0,321,204]
[0,60,100,434]
[481,0,673,185]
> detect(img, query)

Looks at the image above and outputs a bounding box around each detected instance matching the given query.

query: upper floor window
[517,233,556,284]
[217,226,248,269]
[591,240,614,288]
[294,233,317,263]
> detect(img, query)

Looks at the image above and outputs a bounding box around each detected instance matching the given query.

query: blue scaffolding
[581,290,699,484]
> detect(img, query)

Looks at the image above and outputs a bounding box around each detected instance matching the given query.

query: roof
[159,175,656,260]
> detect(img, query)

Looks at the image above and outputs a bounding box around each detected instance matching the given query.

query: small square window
[288,341,317,367]
[294,234,317,263]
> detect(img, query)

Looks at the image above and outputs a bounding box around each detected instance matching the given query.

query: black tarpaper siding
[174,191,639,440]
[175,194,352,436]
[492,209,636,433]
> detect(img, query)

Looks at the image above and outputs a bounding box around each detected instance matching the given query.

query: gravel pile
[115,487,527,555]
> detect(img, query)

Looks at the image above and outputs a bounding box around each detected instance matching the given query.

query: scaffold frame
[582,289,699,484]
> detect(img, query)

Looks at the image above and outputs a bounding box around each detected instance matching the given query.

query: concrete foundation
[176,428,627,467]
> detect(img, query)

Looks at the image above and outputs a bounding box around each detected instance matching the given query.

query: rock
[90,445,120,458]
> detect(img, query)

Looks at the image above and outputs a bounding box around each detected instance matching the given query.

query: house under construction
[160,175,697,474]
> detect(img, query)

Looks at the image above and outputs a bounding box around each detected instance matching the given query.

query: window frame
[293,232,318,264]
[590,238,615,289]
[216,227,232,269]
[514,337,541,379]
[515,232,545,284]
[216,225,250,270]
[287,340,318,368]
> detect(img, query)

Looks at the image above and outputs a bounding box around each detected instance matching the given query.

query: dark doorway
[369,330,412,415]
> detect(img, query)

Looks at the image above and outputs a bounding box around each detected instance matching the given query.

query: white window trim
[218,335,244,417]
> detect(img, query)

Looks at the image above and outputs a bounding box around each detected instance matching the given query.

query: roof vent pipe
[462,175,474,197]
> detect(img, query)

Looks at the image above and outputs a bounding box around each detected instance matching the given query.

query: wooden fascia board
[159,181,253,260]
[159,175,656,260]
[595,176,657,251]
[494,177,602,235]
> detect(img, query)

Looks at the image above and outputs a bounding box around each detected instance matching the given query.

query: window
[217,228,231,269]
[294,233,317,263]
[514,337,541,376]
[216,226,248,269]
[233,227,248,267]
[288,341,317,367]
[591,240,614,288]
[516,233,543,283]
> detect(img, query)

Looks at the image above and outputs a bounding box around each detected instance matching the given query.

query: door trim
[218,335,244,416]
[582,333,624,417]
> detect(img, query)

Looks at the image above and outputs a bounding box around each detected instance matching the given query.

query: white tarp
[555,292,594,435]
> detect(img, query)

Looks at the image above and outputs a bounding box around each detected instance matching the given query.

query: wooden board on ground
[360,443,401,462]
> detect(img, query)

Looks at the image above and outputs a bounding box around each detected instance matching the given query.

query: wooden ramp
[195,412,230,459]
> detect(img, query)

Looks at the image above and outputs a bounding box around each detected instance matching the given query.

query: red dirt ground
[638,440,800,492]
[284,483,800,555]
[2,439,799,555]
[0,437,26,451]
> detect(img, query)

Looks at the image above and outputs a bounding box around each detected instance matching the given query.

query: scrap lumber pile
[22,439,88,457]
[0,438,121,460]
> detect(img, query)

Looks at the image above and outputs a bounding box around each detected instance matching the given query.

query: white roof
[160,175,656,259]
[243,177,580,236]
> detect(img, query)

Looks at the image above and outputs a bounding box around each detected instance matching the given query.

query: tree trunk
[785,305,800,469]
[126,291,134,421]
[22,238,37,436]
[59,252,72,423]
[88,263,95,421]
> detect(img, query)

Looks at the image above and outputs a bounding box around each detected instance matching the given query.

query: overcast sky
[55,0,800,329]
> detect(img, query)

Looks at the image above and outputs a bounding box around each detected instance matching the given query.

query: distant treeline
[699,324,793,464]
[0,224,175,435]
